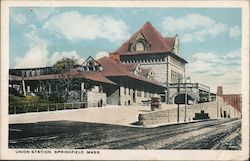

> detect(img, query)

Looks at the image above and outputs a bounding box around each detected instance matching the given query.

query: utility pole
[184,81,187,122]
[184,76,191,122]
[177,77,180,123]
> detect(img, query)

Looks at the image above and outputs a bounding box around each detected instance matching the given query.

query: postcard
[1,0,249,160]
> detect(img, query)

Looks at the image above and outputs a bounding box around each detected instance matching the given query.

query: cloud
[11,13,27,24]
[162,13,241,43]
[15,27,85,68]
[50,51,85,65]
[15,44,48,68]
[95,51,109,59]
[32,8,57,21]
[191,52,219,61]
[162,13,215,33]
[43,11,129,42]
[186,49,241,94]
[15,29,48,68]
[229,26,241,38]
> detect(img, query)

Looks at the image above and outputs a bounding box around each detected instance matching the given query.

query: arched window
[136,42,145,51]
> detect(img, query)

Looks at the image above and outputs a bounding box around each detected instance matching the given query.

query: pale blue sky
[9,7,242,93]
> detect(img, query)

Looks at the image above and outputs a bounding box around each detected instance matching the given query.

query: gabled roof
[81,56,102,67]
[97,57,129,77]
[97,57,165,88]
[123,63,138,72]
[115,22,176,54]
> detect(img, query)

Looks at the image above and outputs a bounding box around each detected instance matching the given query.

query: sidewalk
[9,104,182,127]
[9,105,150,126]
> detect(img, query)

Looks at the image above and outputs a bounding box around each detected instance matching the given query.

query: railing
[169,83,199,88]
[9,102,87,115]
[169,83,210,92]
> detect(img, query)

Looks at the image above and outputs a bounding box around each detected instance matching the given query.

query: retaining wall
[138,96,240,126]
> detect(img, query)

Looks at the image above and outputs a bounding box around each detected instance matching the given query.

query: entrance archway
[174,93,195,104]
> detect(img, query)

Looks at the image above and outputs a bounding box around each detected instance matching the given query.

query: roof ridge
[115,22,176,54]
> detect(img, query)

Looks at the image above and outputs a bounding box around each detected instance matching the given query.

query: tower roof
[115,22,176,54]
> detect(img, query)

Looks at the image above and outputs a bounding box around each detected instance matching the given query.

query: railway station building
[9,56,166,107]
[111,22,212,104]
[9,21,218,107]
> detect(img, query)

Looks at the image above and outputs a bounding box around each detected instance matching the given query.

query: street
[9,118,241,150]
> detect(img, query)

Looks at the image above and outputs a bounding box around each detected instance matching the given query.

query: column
[22,78,26,96]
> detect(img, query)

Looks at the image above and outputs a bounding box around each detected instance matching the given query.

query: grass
[8,95,84,114]
[9,95,53,114]
[9,94,51,105]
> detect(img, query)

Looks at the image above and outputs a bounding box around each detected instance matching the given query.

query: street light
[177,77,181,123]
[184,76,191,122]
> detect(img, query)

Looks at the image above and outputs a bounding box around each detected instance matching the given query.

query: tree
[52,57,80,102]
[53,57,79,73]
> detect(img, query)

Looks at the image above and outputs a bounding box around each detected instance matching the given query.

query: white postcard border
[1,0,249,160]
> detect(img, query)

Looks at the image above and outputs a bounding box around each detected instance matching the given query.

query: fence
[9,102,87,115]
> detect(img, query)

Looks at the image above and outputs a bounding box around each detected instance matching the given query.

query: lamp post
[177,77,181,123]
[184,76,191,122]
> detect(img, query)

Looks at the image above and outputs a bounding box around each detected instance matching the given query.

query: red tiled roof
[97,57,165,88]
[83,72,117,85]
[10,57,165,88]
[123,63,138,72]
[115,22,176,54]
[97,57,130,77]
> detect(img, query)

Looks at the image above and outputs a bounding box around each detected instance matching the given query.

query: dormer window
[129,33,150,52]
[88,61,94,71]
[81,56,104,72]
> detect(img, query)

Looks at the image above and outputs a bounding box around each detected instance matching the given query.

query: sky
[9,7,242,94]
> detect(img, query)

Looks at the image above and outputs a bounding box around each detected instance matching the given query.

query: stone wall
[168,56,185,83]
[140,62,167,85]
[120,86,133,106]
[86,91,107,107]
[138,97,240,126]
[119,87,156,106]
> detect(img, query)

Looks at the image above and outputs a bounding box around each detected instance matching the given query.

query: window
[88,61,94,71]
[136,42,144,51]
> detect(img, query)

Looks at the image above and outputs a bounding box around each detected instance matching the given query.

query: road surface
[9,118,241,150]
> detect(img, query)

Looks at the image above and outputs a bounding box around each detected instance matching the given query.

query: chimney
[217,86,223,96]
[110,52,120,61]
